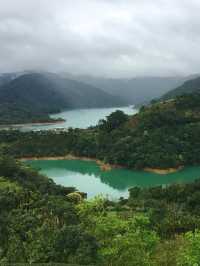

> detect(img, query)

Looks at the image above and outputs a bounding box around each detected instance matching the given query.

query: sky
[0,0,200,78]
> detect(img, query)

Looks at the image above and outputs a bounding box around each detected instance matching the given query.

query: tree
[98,110,129,132]
[77,197,159,265]
[177,230,200,266]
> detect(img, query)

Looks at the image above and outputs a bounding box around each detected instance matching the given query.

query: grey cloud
[0,0,200,77]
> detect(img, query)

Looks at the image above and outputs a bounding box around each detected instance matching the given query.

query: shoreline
[144,166,184,175]
[20,155,114,172]
[0,120,65,128]
[20,155,184,174]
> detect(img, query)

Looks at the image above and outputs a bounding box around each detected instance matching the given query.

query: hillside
[161,76,200,100]
[42,72,127,108]
[3,92,200,170]
[0,72,126,124]
[0,72,29,87]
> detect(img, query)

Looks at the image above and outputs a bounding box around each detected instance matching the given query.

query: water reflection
[27,160,200,198]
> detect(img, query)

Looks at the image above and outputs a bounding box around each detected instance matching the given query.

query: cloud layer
[0,0,199,77]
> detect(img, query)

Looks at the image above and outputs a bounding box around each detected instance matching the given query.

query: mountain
[0,71,32,87]
[0,73,20,87]
[0,72,126,124]
[41,73,127,108]
[161,76,200,100]
[65,74,188,105]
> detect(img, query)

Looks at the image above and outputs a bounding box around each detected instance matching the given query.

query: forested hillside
[3,93,200,170]
[161,76,200,100]
[0,72,126,124]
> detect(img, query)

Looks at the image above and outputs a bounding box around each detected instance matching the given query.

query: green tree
[177,230,200,266]
[77,197,159,266]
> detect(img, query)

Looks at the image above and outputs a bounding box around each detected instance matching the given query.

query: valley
[2,1,200,264]
[1,73,200,264]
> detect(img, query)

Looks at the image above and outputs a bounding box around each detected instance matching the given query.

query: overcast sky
[0,0,200,77]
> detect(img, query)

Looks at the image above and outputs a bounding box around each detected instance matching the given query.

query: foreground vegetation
[1,155,200,265]
[2,93,200,170]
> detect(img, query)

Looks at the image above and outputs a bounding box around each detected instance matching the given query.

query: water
[21,106,137,131]
[27,159,200,199]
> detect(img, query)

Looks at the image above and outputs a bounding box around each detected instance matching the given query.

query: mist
[0,0,200,78]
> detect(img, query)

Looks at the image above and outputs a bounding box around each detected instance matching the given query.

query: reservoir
[21,106,137,131]
[27,159,200,199]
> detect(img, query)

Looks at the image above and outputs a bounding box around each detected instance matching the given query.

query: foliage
[77,197,159,266]
[0,155,98,264]
[177,230,200,266]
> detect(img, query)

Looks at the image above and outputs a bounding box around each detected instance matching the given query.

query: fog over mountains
[0,72,128,124]
[1,0,200,122]
[1,1,200,77]
[1,71,200,107]
[67,74,185,104]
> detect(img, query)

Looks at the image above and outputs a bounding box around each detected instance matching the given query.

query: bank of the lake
[26,159,200,199]
[21,155,183,173]
[21,155,113,171]
[0,119,65,130]
[144,166,184,174]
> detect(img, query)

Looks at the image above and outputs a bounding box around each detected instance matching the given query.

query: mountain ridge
[160,76,200,100]
[0,72,127,124]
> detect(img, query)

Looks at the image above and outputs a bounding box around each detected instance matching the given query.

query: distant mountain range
[0,72,126,124]
[1,70,200,125]
[62,73,196,105]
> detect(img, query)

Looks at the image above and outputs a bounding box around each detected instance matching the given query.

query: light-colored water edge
[10,106,137,131]
[20,155,183,175]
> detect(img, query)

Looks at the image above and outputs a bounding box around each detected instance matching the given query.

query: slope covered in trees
[0,155,98,264]
[161,76,200,100]
[3,93,200,170]
[0,72,126,124]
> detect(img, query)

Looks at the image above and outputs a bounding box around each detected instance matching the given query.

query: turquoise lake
[27,159,200,199]
[21,106,137,131]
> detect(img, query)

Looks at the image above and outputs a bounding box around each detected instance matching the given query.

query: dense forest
[1,155,200,265]
[3,93,200,170]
